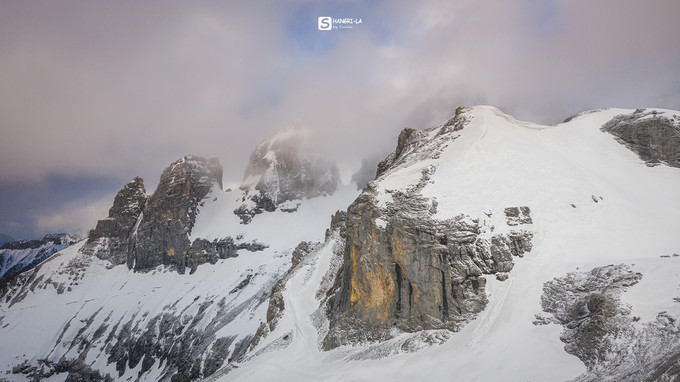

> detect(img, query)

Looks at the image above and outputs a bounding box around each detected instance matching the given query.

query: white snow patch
[191,183,359,250]
[621,257,680,322]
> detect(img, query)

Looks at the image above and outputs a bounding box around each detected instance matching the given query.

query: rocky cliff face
[322,108,534,348]
[602,108,680,168]
[131,155,222,272]
[81,155,228,273]
[235,128,340,223]
[80,177,147,265]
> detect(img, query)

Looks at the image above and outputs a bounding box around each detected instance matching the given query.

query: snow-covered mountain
[1,106,679,381]
[0,233,80,286]
[235,127,341,224]
[225,106,680,381]
[0,131,357,381]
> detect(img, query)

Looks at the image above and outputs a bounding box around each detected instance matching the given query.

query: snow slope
[191,184,358,250]
[1,106,678,381]
[0,242,66,280]
[225,106,680,381]
[0,184,359,380]
[0,234,78,283]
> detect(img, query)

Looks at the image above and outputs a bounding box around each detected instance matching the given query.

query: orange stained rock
[350,243,362,305]
[362,263,395,322]
[349,232,396,321]
[184,179,191,197]
[391,230,409,266]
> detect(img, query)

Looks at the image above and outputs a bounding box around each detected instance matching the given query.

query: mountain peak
[235,127,340,224]
[81,155,223,272]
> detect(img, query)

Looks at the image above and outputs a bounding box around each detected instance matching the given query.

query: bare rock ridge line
[81,127,342,274]
[81,155,231,274]
[131,156,222,273]
[80,177,147,265]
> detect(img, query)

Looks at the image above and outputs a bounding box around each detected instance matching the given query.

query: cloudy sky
[1,0,679,241]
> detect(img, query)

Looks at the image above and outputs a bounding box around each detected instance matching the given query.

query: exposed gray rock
[203,336,236,377]
[12,358,114,382]
[562,109,605,124]
[601,109,680,168]
[178,237,268,275]
[1,243,89,305]
[504,206,533,226]
[536,264,680,381]
[131,156,222,272]
[185,236,268,275]
[230,275,253,294]
[290,241,312,269]
[5,263,281,382]
[376,107,469,179]
[1,233,78,251]
[80,177,147,265]
[235,128,340,224]
[343,330,452,361]
[93,286,272,381]
[81,156,224,273]
[325,210,348,241]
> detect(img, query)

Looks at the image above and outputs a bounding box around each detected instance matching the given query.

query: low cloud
[1,1,678,238]
[33,195,113,238]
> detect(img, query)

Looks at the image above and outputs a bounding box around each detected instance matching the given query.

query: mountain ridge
[227,105,680,381]
[0,233,80,287]
[2,106,679,381]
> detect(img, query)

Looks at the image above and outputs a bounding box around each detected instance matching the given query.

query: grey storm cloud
[1,0,679,238]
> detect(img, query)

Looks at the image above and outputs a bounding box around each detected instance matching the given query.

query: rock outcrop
[322,108,534,348]
[80,177,147,265]
[235,127,340,223]
[536,264,680,381]
[81,155,233,273]
[602,109,680,168]
[131,155,222,272]
[186,237,267,275]
[323,192,532,348]
[376,107,470,178]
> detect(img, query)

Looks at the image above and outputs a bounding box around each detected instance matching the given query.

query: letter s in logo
[318,17,332,31]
